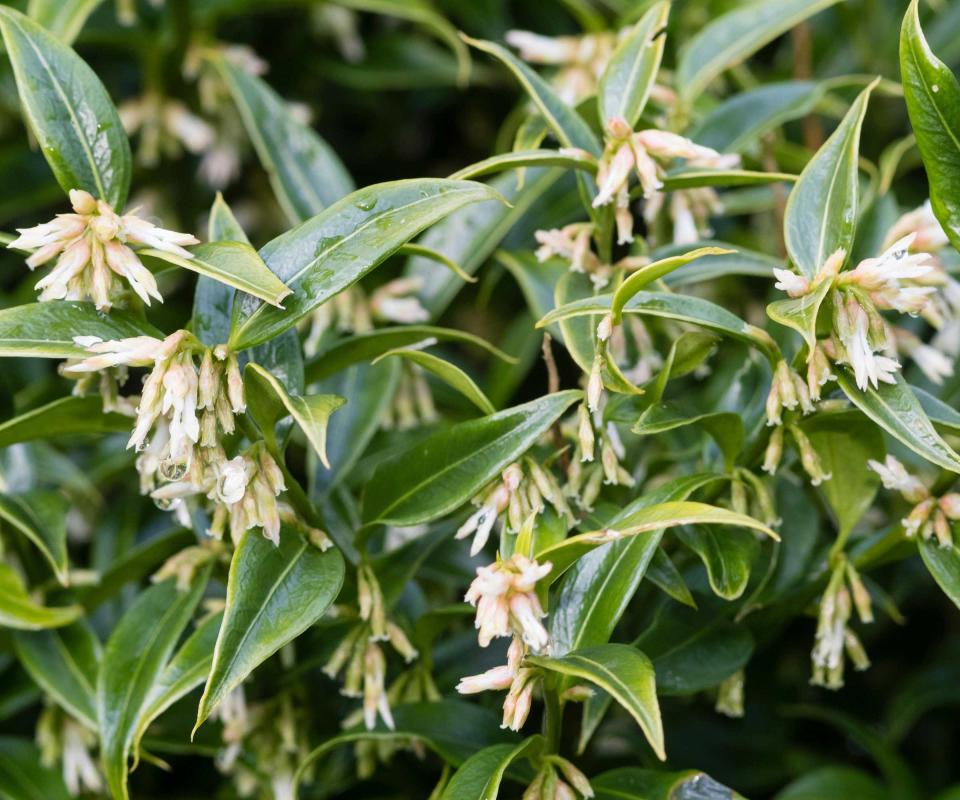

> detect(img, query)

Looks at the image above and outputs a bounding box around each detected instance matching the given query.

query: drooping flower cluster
[120,92,216,169]
[8,189,198,310]
[533,221,649,288]
[592,117,736,244]
[323,565,418,732]
[811,558,873,689]
[37,706,102,797]
[566,405,636,511]
[205,445,287,545]
[869,455,960,546]
[522,756,595,800]
[643,184,726,246]
[456,461,571,556]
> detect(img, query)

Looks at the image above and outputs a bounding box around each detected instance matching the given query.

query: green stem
[542,684,562,754]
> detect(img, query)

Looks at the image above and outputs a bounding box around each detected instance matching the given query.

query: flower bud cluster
[811,559,873,689]
[523,756,595,800]
[868,455,960,547]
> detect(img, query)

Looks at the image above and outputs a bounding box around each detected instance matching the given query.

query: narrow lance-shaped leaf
[919,539,960,610]
[440,736,543,800]
[362,390,581,527]
[0,6,131,208]
[96,570,210,800]
[229,179,504,350]
[244,363,345,467]
[449,149,598,182]
[900,0,960,251]
[526,644,665,760]
[598,1,669,128]
[0,302,161,359]
[836,371,960,473]
[784,80,877,279]
[0,396,131,448]
[0,563,82,630]
[676,0,844,102]
[210,54,354,224]
[591,767,742,800]
[194,529,345,732]
[373,347,496,415]
[0,490,70,585]
[143,241,292,308]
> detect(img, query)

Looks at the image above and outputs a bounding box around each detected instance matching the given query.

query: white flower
[216,456,251,504]
[911,343,953,385]
[844,235,936,313]
[369,277,430,324]
[883,200,949,253]
[867,455,928,503]
[457,637,523,694]
[8,189,197,310]
[773,268,810,297]
[465,555,552,652]
[838,302,899,390]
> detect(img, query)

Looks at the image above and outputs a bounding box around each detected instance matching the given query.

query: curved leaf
[784,80,876,278]
[526,644,665,760]
[28,0,104,44]
[440,736,543,800]
[0,6,131,208]
[210,54,354,224]
[449,148,597,181]
[230,179,503,349]
[900,0,960,251]
[0,302,160,359]
[194,528,344,732]
[0,396,132,449]
[374,347,496,415]
[362,390,581,526]
[0,563,81,630]
[919,539,960,610]
[660,168,796,190]
[592,767,743,800]
[0,490,70,585]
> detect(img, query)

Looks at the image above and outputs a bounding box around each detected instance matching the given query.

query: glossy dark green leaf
[784,81,875,279]
[836,371,960,473]
[900,0,960,252]
[646,547,697,607]
[449,148,597,181]
[550,474,723,656]
[0,563,81,630]
[0,302,160,359]
[362,390,580,526]
[919,540,960,610]
[775,766,887,800]
[144,241,291,308]
[0,490,69,584]
[439,736,542,800]
[194,528,344,731]
[0,6,131,208]
[0,737,72,800]
[527,644,664,760]
[229,179,502,349]
[374,347,496,415]
[676,0,843,101]
[305,325,514,383]
[597,1,668,127]
[97,571,209,800]
[211,54,354,224]
[660,169,796,190]
[295,701,517,788]
[801,412,883,537]
[13,621,100,728]
[244,362,345,467]
[676,525,759,600]
[632,403,744,470]
[0,396,131,449]
[592,766,743,800]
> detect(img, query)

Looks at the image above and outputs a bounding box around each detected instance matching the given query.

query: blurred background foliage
[3,1,960,798]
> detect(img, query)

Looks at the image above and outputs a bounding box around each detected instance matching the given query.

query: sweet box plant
[2,0,960,798]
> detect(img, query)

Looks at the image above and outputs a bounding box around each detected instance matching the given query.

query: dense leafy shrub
[3,1,960,798]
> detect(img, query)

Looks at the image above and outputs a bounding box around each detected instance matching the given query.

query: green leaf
[611,246,734,323]
[836,371,960,473]
[440,737,543,800]
[131,611,223,760]
[919,539,960,610]
[97,571,209,800]
[915,385,960,434]
[449,148,598,182]
[0,6,131,208]
[550,474,723,656]
[676,525,760,600]
[0,302,160,359]
[462,36,601,155]
[374,347,496,415]
[775,766,887,800]
[0,563,81,630]
[13,622,100,728]
[361,390,581,526]
[646,547,697,608]
[538,291,779,364]
[654,241,781,286]
[537,501,777,581]
[28,0,104,43]
[801,412,883,537]
[194,528,344,732]
[295,701,517,788]
[660,169,797,190]
[676,0,844,101]
[210,54,354,224]
[0,737,72,800]
[306,325,514,383]
[229,179,503,350]
[632,403,744,470]
[597,1,669,127]
[766,277,833,350]
[592,767,743,800]
[0,490,69,585]
[143,241,291,308]
[784,80,876,279]
[527,643,665,760]
[900,0,960,252]
[0,396,132,449]
[244,363,345,467]
[692,80,823,153]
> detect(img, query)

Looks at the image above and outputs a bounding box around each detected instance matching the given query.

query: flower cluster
[534,222,649,288]
[8,189,198,310]
[37,706,102,797]
[522,756,595,800]
[456,461,571,556]
[869,455,960,546]
[811,558,873,689]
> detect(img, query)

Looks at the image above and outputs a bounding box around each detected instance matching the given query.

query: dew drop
[136,439,150,452]
[354,197,377,211]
